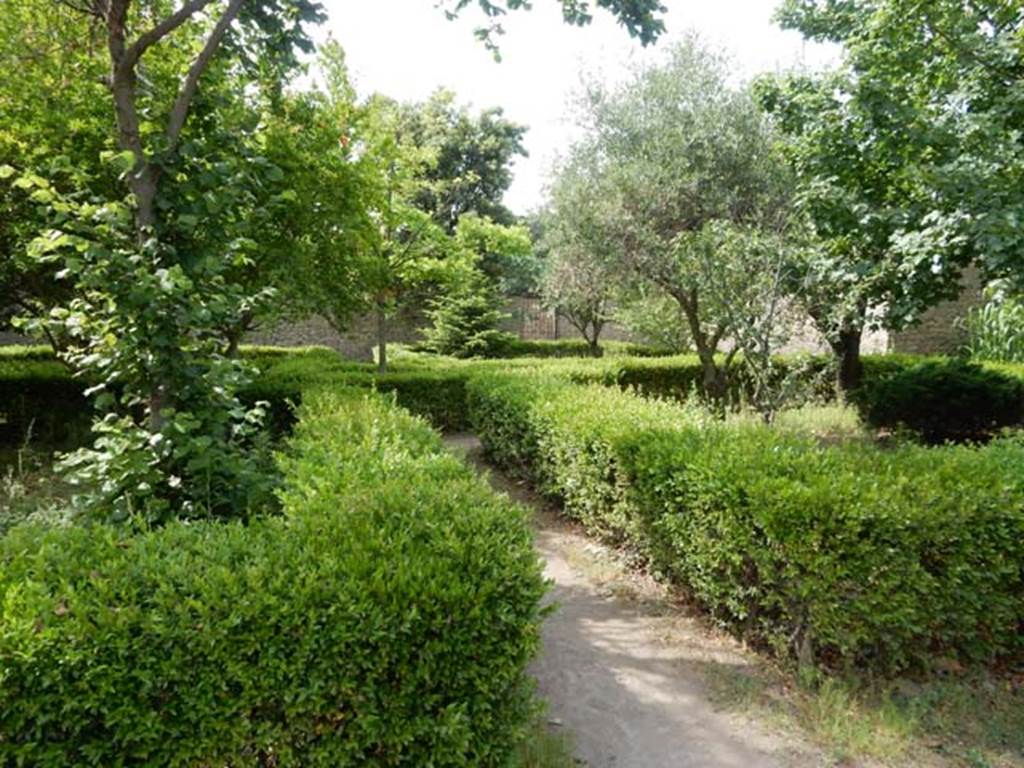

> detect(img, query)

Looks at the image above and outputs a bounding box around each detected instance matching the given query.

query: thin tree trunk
[588,319,605,357]
[676,290,728,405]
[376,303,387,373]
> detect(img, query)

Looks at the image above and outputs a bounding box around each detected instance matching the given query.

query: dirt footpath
[445,433,821,768]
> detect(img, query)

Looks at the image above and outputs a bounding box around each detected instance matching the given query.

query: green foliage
[762,0,1024,389]
[370,372,472,432]
[14,180,278,526]
[453,213,537,295]
[613,289,692,353]
[539,152,621,351]
[555,37,796,400]
[441,0,667,54]
[467,371,1024,673]
[424,276,517,358]
[397,90,527,231]
[258,43,377,339]
[776,0,1024,291]
[0,0,114,340]
[0,388,545,766]
[853,359,1024,444]
[1,0,328,523]
[501,339,666,359]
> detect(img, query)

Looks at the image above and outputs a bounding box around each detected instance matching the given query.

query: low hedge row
[249,352,471,432]
[499,338,669,358]
[0,346,350,449]
[0,387,546,766]
[7,343,1024,451]
[853,358,1024,443]
[466,372,1024,674]
[0,356,90,449]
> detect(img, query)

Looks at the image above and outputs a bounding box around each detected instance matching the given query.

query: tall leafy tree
[397,90,527,231]
[768,0,1024,386]
[257,42,377,351]
[562,38,794,400]
[755,71,932,391]
[1,0,666,520]
[5,0,324,523]
[540,152,621,355]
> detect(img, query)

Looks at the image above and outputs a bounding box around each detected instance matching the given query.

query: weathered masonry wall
[0,282,986,360]
[890,265,984,355]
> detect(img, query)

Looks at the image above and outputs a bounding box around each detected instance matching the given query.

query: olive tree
[567,37,794,400]
[540,153,621,355]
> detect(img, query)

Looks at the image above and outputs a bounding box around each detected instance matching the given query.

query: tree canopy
[551,38,794,398]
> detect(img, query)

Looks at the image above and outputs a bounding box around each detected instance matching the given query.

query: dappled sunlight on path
[444,433,820,768]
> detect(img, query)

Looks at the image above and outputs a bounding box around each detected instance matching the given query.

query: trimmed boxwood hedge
[467,371,1024,674]
[0,387,545,766]
[499,338,669,358]
[6,343,1024,451]
[0,356,90,449]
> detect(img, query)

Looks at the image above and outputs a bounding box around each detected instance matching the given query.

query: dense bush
[467,372,1024,673]
[0,388,545,766]
[854,358,1024,443]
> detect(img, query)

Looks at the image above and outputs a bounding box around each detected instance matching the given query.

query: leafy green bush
[468,372,1024,673]
[854,358,1024,443]
[0,388,545,766]
[0,344,56,361]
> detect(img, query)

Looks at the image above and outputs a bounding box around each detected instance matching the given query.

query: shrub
[854,358,1024,443]
[0,346,350,450]
[368,371,471,432]
[467,371,1024,673]
[422,279,517,359]
[0,388,545,766]
[500,338,667,359]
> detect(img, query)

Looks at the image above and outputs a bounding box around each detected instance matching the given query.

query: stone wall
[246,306,426,362]
[0,285,983,359]
[0,331,32,345]
[500,296,635,342]
[890,266,983,355]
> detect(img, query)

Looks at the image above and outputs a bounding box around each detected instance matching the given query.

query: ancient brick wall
[890,266,983,355]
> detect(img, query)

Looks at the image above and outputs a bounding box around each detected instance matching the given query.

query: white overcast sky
[321,0,839,215]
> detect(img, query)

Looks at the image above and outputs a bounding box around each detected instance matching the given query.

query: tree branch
[165,0,245,149]
[106,0,144,160]
[57,0,106,19]
[123,0,217,71]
